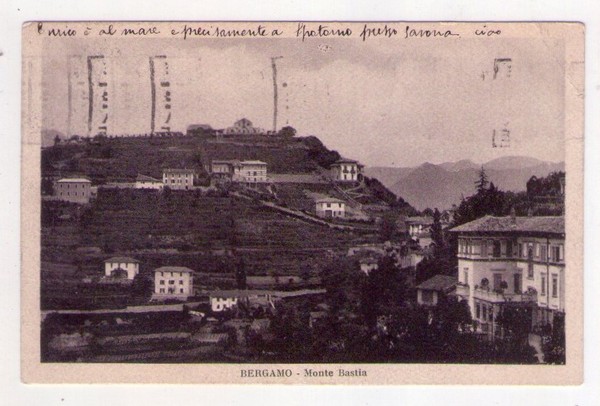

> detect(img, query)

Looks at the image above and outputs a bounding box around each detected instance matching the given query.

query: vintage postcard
[21,21,584,384]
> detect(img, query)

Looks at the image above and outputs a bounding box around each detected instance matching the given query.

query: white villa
[153,266,194,298]
[207,159,268,185]
[162,168,196,190]
[451,214,565,338]
[104,256,140,280]
[330,159,363,182]
[315,197,346,219]
[54,178,92,204]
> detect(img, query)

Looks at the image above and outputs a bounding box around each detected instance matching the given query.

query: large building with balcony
[207,159,268,185]
[330,159,363,182]
[450,214,565,338]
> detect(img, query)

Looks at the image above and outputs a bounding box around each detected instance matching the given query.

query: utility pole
[271,56,283,133]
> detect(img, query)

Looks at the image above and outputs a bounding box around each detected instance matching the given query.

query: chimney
[510,207,516,224]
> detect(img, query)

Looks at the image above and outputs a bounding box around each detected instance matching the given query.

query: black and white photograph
[19,21,584,385]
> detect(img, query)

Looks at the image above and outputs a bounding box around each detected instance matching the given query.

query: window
[541,245,547,261]
[541,274,546,296]
[463,270,468,285]
[482,305,488,321]
[551,246,561,262]
[527,247,534,278]
[159,280,165,285]
[493,241,501,257]
[506,240,513,257]
[481,240,488,257]
[488,306,494,321]
[552,275,558,298]
[493,273,503,290]
[180,288,184,293]
[421,290,434,303]
[179,280,183,285]
[476,303,481,319]
[169,280,175,285]
[160,288,165,293]
[514,273,522,294]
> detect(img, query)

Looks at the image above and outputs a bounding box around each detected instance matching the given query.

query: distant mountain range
[364,156,565,211]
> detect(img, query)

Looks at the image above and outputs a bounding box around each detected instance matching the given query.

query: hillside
[365,157,565,211]
[42,189,373,277]
[42,134,343,183]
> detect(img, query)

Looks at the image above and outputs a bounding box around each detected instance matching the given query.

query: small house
[416,275,457,306]
[104,256,140,280]
[315,197,346,219]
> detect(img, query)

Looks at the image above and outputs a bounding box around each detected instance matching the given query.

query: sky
[39,33,566,167]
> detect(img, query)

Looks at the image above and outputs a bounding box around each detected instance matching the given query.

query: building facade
[315,197,346,218]
[104,256,140,280]
[451,215,565,337]
[330,159,363,182]
[153,266,194,298]
[208,159,268,185]
[162,169,195,190]
[54,178,92,204]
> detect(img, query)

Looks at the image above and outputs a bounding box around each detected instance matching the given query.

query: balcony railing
[472,286,537,304]
[455,284,470,298]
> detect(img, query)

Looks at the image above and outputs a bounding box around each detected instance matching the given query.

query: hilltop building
[135,174,163,190]
[315,197,346,219]
[53,178,92,204]
[153,266,194,298]
[162,168,196,190]
[330,159,363,182]
[225,118,264,135]
[104,256,140,280]
[451,214,565,338]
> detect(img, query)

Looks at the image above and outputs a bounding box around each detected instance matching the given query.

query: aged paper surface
[21,21,584,384]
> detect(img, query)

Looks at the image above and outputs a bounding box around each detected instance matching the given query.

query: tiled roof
[154,266,194,273]
[450,215,565,235]
[241,160,267,165]
[163,168,195,173]
[416,275,457,291]
[332,158,359,165]
[406,216,433,225]
[104,256,139,263]
[57,178,91,183]
[316,197,345,204]
[136,174,161,182]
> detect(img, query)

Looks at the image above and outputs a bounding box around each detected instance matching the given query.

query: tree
[278,126,297,137]
[131,274,153,300]
[431,208,444,248]
[475,166,489,193]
